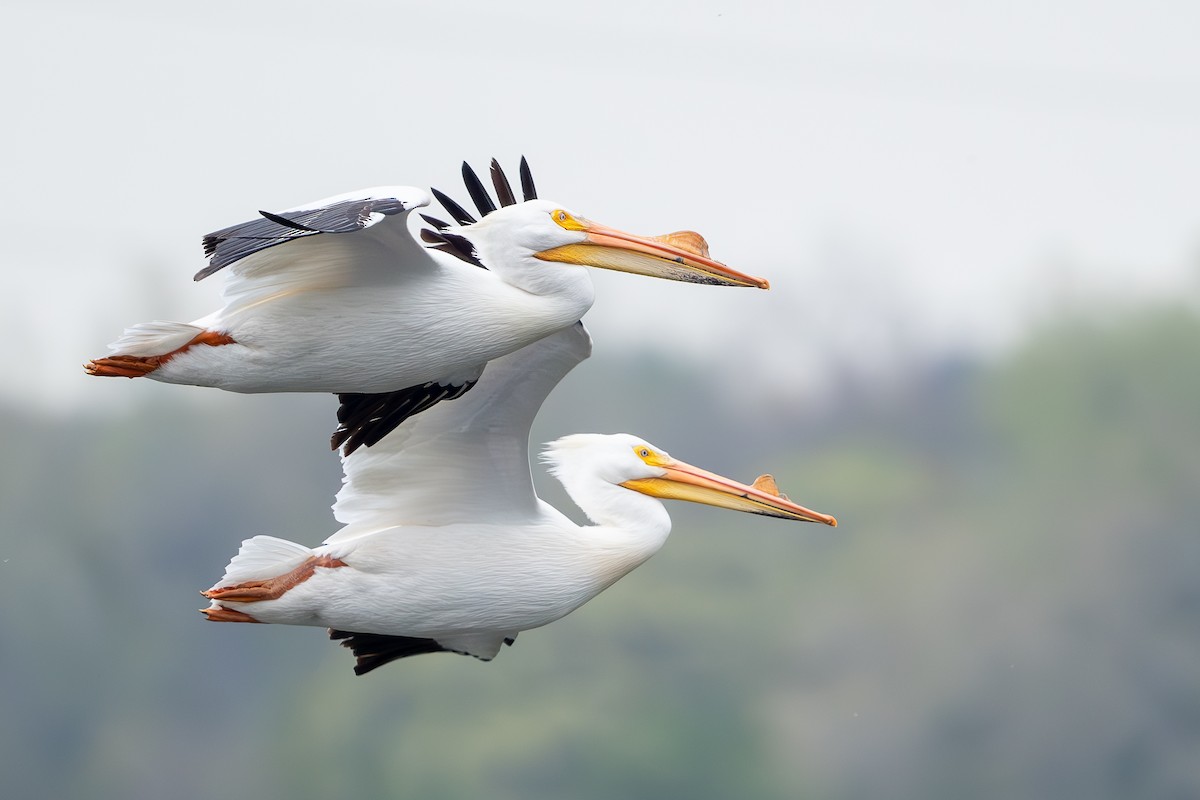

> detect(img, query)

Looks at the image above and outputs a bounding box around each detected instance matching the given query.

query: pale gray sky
[7,0,1198,410]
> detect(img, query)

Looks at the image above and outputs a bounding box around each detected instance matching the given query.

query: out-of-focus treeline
[1,301,1196,800]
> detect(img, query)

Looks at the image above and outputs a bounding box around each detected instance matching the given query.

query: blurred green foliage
[2,303,1196,799]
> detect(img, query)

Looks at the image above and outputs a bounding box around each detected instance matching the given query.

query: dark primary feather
[195,196,410,281]
[519,156,537,201]
[328,630,450,675]
[430,187,477,226]
[256,210,313,232]
[421,157,537,269]
[430,156,534,225]
[461,160,497,217]
[490,158,517,207]
[332,380,479,455]
[328,630,515,674]
[418,225,486,269]
[419,214,452,231]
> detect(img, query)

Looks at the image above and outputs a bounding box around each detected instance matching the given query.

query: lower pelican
[201,324,836,675]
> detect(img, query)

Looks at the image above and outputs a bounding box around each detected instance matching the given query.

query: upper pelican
[201,323,836,675]
[86,159,767,449]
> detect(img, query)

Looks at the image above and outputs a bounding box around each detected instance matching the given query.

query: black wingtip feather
[258,209,315,232]
[416,225,485,270]
[329,629,451,675]
[462,161,497,217]
[490,159,517,207]
[431,187,477,226]
[519,156,537,201]
[419,214,452,231]
[331,380,479,455]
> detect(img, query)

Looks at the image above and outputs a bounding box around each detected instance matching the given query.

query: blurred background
[3,1,1198,798]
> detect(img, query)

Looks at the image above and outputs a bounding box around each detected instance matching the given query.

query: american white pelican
[86,159,767,450]
[201,324,837,675]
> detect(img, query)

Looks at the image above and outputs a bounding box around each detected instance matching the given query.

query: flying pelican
[201,324,837,675]
[86,159,768,451]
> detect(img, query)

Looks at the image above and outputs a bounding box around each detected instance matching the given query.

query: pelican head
[446,200,770,290]
[544,433,837,526]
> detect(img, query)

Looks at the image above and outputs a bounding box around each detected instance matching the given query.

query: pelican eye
[632,445,670,467]
[551,209,586,231]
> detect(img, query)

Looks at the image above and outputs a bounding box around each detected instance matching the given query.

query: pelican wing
[195,186,434,307]
[326,322,592,540]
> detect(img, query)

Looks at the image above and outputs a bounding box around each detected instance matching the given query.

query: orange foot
[200,606,261,623]
[84,330,237,378]
[201,554,348,604]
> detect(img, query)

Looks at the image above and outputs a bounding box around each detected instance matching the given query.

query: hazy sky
[8,0,1198,410]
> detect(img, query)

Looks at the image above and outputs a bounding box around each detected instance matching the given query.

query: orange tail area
[84,355,164,378]
[201,554,348,604]
[84,330,236,378]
